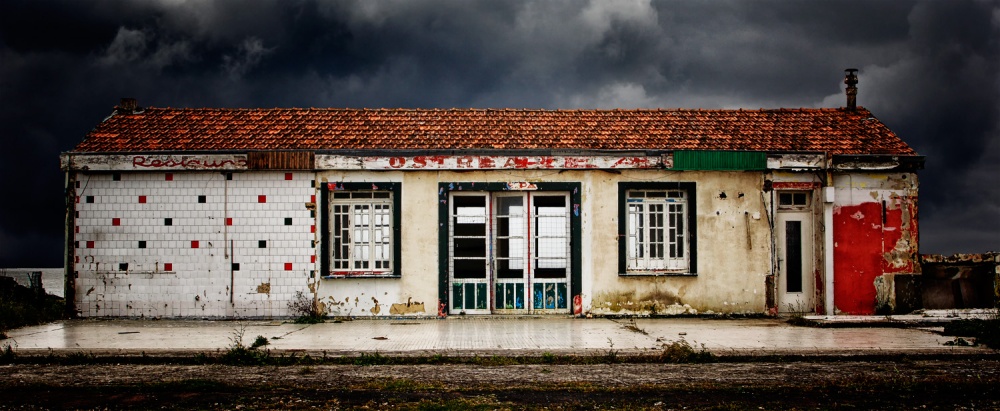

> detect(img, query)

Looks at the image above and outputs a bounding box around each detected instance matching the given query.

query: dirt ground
[2,358,999,410]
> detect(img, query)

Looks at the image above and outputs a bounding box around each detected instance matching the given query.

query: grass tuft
[658,339,716,363]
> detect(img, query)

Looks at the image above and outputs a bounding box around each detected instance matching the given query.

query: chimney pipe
[844,69,858,110]
[117,98,138,115]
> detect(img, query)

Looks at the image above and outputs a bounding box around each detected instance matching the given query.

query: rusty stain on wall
[256,282,271,294]
[370,297,381,314]
[389,298,426,315]
[592,290,692,314]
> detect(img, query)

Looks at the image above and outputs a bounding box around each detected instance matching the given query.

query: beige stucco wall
[315,169,772,316]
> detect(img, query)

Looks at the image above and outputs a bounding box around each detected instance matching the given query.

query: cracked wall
[832,173,920,315]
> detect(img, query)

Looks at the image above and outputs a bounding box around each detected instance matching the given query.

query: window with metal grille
[619,182,696,275]
[330,191,393,275]
[626,189,688,271]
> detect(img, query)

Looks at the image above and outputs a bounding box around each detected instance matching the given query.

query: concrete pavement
[3,317,992,357]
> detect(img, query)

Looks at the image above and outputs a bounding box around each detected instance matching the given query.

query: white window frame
[625,189,689,272]
[330,191,394,276]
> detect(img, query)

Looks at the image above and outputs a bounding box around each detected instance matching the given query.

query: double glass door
[449,192,571,314]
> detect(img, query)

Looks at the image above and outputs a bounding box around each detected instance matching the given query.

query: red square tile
[285,173,293,180]
[165,173,173,181]
[310,225,316,233]
[310,255,316,263]
[112,218,121,226]
[258,195,267,203]
[191,240,199,248]
[164,263,173,271]
[310,195,316,203]
[138,195,147,203]
[284,262,293,271]
[86,241,95,248]
[226,217,233,226]
[75,226,80,233]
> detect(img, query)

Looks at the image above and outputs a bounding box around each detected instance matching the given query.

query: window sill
[620,272,697,277]
[323,273,399,279]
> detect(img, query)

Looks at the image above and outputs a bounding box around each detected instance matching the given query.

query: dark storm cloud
[0,0,997,266]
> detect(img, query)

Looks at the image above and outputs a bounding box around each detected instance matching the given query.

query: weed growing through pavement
[604,338,620,363]
[623,317,648,335]
[288,291,327,324]
[354,351,391,366]
[542,352,556,364]
[220,322,272,365]
[659,338,716,363]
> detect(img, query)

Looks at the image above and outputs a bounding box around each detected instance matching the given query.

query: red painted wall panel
[833,202,883,314]
[833,196,918,314]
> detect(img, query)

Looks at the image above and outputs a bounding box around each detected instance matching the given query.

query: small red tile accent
[112,218,121,226]
[258,195,267,203]
[226,217,233,226]
[191,240,199,248]
[75,256,80,263]
[138,195,147,203]
[285,173,293,180]
[165,173,173,181]
[75,197,80,204]
[86,241,95,248]
[311,255,316,263]
[310,225,316,233]
[164,263,173,271]
[284,262,293,271]
[310,195,316,203]
[75,226,80,233]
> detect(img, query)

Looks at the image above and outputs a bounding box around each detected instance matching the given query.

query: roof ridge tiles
[78,104,912,156]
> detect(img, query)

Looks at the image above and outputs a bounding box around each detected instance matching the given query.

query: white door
[776,200,815,313]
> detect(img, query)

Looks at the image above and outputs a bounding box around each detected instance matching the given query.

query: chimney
[844,69,858,110]
[117,98,138,115]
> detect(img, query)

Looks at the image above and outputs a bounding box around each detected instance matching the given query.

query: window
[778,191,810,211]
[321,183,401,277]
[619,182,696,275]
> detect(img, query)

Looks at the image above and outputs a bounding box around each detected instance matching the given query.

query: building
[60,73,922,318]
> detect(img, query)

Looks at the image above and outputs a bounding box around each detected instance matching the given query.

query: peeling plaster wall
[314,171,435,317]
[589,170,771,315]
[832,172,919,315]
[315,169,771,316]
[69,165,834,318]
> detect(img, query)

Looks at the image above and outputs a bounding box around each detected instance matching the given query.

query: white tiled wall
[73,171,316,318]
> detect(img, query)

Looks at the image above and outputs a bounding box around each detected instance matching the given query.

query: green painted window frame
[437,182,582,312]
[618,182,698,276]
[320,182,402,278]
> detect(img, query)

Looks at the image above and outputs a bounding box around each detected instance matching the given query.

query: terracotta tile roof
[72,107,917,156]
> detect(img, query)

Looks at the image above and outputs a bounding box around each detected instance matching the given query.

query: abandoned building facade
[61,81,924,318]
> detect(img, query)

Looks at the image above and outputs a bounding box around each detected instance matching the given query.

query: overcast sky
[1,0,998,267]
